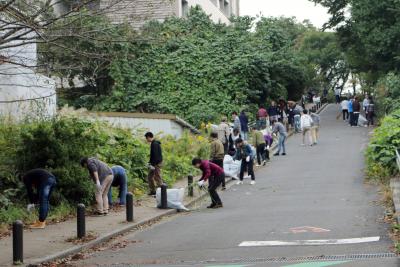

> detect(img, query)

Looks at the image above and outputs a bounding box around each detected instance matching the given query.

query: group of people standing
[340,94,375,127]
[194,99,323,210]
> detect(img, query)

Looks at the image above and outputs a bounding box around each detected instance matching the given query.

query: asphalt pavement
[72,104,399,267]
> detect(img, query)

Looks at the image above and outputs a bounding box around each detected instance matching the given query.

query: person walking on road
[293,103,303,133]
[210,132,226,190]
[192,158,224,209]
[301,109,314,146]
[261,126,273,161]
[217,116,230,154]
[335,87,341,104]
[23,169,57,229]
[272,120,287,156]
[310,112,321,145]
[232,112,241,132]
[239,111,249,140]
[80,157,113,215]
[341,98,349,121]
[108,166,128,206]
[352,97,361,127]
[234,138,255,185]
[366,96,375,127]
[252,127,266,166]
[145,132,163,196]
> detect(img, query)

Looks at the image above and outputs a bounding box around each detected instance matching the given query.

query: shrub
[366,110,400,182]
[0,112,209,227]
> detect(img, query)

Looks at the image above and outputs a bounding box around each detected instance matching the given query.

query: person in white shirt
[335,88,341,104]
[341,98,349,121]
[300,109,314,146]
[362,95,370,113]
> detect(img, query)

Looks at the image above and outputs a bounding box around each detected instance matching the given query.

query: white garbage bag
[358,115,368,126]
[156,188,188,211]
[223,155,241,179]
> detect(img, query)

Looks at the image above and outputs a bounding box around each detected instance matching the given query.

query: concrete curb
[26,103,330,266]
[390,178,400,224]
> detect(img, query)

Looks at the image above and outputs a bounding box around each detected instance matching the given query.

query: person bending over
[23,169,57,229]
[192,158,224,209]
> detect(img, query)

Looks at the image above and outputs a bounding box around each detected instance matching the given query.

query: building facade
[100,0,240,29]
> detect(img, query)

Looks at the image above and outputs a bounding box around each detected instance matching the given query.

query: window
[182,0,189,17]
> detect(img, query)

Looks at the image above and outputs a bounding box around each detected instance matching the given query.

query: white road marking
[239,236,380,247]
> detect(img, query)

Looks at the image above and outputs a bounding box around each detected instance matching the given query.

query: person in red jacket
[192,158,224,209]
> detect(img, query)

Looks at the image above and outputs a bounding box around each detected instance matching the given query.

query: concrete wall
[100,0,178,29]
[0,64,57,120]
[100,0,239,29]
[94,115,185,138]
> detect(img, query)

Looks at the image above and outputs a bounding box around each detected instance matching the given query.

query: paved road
[73,105,399,267]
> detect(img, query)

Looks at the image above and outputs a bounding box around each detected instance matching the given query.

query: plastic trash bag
[156,188,188,211]
[358,115,368,126]
[223,155,241,179]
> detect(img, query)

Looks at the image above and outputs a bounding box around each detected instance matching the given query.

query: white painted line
[239,236,380,247]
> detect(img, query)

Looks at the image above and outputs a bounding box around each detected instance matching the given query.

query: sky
[240,0,330,29]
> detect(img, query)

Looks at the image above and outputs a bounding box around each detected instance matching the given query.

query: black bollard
[126,192,134,222]
[13,220,23,264]
[188,175,194,197]
[161,184,168,209]
[77,204,86,239]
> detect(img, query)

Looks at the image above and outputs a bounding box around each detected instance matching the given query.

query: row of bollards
[12,192,138,265]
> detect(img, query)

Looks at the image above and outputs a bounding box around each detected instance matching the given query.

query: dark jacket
[199,160,224,181]
[239,113,249,132]
[233,144,253,161]
[150,140,163,166]
[353,100,361,112]
[268,106,279,117]
[23,169,56,204]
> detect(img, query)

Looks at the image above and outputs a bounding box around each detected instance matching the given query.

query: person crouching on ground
[210,132,226,190]
[300,109,314,146]
[145,132,163,196]
[192,158,224,209]
[23,169,57,229]
[108,165,128,207]
[234,138,256,185]
[80,157,113,215]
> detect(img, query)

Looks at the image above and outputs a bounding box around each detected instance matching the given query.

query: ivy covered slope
[0,112,209,228]
[59,8,321,126]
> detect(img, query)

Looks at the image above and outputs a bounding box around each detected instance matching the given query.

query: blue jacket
[234,144,254,161]
[348,100,353,112]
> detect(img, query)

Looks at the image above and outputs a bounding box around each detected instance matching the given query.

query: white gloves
[246,156,251,162]
[27,204,35,212]
[96,180,102,191]
[197,180,205,187]
[148,164,156,171]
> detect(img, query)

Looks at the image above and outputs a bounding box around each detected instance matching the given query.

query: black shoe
[148,192,156,196]
[221,186,226,191]
[282,153,286,156]
[213,203,223,209]
[273,153,280,156]
[207,204,216,209]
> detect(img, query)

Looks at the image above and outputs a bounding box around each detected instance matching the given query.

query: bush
[0,112,209,227]
[366,110,400,182]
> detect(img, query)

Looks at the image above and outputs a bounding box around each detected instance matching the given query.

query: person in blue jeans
[272,120,288,156]
[108,166,128,206]
[23,169,56,229]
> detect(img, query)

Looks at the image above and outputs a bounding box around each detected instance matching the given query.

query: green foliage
[0,113,209,227]
[58,8,323,126]
[366,111,400,182]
